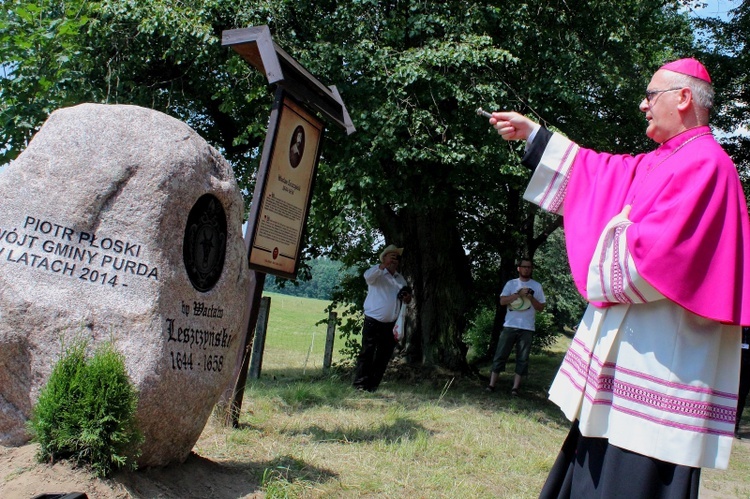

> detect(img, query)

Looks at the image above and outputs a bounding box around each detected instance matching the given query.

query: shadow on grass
[247,344,572,430]
[115,451,338,499]
[279,417,433,444]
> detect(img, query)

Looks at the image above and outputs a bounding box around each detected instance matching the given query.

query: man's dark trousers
[352,316,397,392]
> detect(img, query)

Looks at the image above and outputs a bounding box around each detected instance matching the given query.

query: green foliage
[464,306,495,362]
[0,0,96,163]
[532,311,559,353]
[265,257,354,301]
[28,338,143,478]
[327,265,370,365]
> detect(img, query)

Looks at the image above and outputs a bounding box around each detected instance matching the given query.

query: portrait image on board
[289,125,305,168]
[248,95,323,278]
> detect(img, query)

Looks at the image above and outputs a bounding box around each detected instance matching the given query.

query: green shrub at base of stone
[28,338,143,477]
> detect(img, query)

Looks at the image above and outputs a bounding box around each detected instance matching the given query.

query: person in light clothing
[487,58,750,498]
[486,258,545,395]
[352,244,412,392]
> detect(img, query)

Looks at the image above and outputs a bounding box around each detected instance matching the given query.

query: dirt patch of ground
[0,443,265,499]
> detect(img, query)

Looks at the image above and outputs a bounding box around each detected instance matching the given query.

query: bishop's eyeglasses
[644,87,682,105]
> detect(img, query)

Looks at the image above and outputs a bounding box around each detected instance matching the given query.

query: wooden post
[224,271,266,428]
[249,296,272,379]
[323,311,337,370]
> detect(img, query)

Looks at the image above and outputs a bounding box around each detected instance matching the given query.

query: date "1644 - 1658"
[170,351,224,372]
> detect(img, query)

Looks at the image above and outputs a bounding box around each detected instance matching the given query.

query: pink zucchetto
[659,58,711,83]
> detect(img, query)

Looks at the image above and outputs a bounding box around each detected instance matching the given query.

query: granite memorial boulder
[0,103,250,466]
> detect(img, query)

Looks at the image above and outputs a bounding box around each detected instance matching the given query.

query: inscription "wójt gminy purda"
[0,215,158,287]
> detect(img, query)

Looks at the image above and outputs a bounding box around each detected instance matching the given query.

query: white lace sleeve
[586,212,664,303]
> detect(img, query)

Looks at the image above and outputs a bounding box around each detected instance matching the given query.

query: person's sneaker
[511,388,520,397]
[485,385,495,393]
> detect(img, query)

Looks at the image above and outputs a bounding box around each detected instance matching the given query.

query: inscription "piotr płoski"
[0,215,158,287]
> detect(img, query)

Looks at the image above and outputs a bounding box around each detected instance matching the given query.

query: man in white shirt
[486,258,546,395]
[352,244,412,392]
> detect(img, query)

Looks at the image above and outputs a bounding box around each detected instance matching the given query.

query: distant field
[259,291,347,375]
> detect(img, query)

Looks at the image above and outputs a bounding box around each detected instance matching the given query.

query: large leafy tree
[270,0,696,370]
[0,0,708,372]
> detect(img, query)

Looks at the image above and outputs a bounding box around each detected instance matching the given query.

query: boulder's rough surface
[0,103,249,466]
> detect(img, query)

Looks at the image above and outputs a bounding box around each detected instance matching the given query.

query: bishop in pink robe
[489,58,750,498]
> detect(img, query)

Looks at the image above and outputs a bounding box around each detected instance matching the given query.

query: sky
[690,0,742,20]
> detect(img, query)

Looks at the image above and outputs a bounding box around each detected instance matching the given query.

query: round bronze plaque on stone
[183,194,227,292]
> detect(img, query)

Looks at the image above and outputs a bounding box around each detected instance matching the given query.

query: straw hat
[379,244,404,262]
[509,296,531,311]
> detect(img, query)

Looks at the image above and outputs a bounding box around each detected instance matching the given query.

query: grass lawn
[195,292,750,498]
[252,292,345,375]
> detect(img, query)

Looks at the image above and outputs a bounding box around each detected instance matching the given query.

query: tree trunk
[487,189,523,358]
[399,205,473,372]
